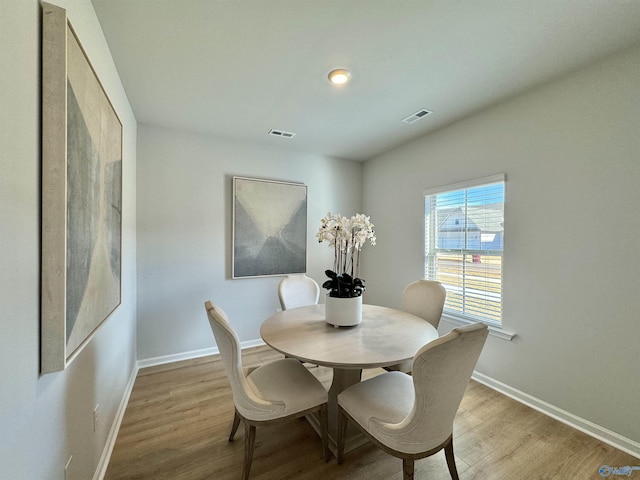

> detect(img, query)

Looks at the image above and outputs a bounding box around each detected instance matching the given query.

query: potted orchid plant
[316,212,376,298]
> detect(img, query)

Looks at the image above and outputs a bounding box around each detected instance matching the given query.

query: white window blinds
[424,174,505,325]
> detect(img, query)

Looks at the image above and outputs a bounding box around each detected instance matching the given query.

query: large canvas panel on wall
[41,3,123,373]
[232,177,307,278]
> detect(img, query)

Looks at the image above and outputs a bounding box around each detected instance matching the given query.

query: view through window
[424,174,505,325]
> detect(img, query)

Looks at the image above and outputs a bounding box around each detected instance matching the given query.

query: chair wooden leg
[320,404,330,462]
[242,423,256,480]
[403,458,414,480]
[444,437,460,480]
[229,410,241,442]
[337,408,348,465]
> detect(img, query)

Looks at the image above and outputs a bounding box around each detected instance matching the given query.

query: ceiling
[91,0,640,161]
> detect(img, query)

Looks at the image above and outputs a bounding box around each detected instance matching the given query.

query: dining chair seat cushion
[247,358,328,418]
[338,371,415,445]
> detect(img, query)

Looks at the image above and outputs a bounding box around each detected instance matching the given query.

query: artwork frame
[41,3,123,374]
[232,177,307,279]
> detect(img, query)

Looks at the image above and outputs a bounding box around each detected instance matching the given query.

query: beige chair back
[205,301,285,421]
[402,279,446,329]
[278,274,320,310]
[370,322,488,451]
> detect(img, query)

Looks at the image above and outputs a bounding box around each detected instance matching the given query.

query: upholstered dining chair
[205,301,329,479]
[277,274,321,366]
[385,279,447,373]
[337,322,488,480]
[278,274,320,310]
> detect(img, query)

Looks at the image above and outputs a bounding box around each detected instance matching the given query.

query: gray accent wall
[362,44,640,446]
[0,1,137,479]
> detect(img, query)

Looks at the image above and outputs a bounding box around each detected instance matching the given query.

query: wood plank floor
[105,346,638,480]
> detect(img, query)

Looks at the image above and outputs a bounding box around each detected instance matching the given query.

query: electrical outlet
[64,455,73,480]
[93,404,100,433]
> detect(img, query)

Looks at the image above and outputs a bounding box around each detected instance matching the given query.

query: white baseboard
[137,339,267,369]
[137,346,219,369]
[472,371,640,460]
[93,365,139,480]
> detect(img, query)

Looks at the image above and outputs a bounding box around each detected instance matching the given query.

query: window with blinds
[424,174,505,325]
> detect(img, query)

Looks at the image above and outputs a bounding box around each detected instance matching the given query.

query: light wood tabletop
[261,304,438,369]
[261,303,439,453]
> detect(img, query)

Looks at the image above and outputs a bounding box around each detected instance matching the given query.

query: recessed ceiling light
[328,69,352,86]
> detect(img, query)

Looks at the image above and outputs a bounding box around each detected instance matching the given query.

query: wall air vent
[402,109,433,124]
[268,129,296,138]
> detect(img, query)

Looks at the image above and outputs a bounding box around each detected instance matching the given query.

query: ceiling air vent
[268,129,296,139]
[402,109,432,124]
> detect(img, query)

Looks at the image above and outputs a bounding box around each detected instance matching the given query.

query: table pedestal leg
[307,367,370,457]
[327,368,361,434]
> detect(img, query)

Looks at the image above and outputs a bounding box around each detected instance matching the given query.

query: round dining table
[260,303,439,452]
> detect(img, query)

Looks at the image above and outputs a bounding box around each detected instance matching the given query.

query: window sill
[440,313,516,341]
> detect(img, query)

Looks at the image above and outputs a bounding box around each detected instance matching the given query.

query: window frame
[424,174,506,328]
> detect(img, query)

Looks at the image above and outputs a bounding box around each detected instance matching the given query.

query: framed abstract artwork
[41,3,123,373]
[232,177,307,278]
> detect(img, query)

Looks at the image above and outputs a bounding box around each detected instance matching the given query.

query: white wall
[362,45,640,447]
[136,125,362,360]
[0,1,137,479]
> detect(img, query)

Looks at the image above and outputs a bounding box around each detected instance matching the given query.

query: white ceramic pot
[325,294,363,327]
